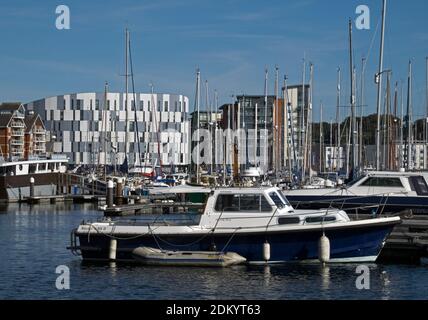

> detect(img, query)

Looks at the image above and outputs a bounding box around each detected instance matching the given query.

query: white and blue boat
[284,171,428,214]
[69,186,400,264]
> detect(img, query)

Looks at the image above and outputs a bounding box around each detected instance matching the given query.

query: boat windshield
[268,191,289,209]
[346,175,366,187]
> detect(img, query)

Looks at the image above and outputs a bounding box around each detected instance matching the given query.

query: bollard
[107,180,114,209]
[115,178,124,205]
[29,177,35,198]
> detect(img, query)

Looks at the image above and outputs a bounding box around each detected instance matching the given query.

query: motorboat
[68,186,400,264]
[284,171,428,214]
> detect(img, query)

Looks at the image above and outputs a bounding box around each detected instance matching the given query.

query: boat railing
[292,192,401,217]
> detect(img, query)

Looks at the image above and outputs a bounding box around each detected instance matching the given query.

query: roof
[24,113,44,133]
[0,103,22,112]
[0,114,13,128]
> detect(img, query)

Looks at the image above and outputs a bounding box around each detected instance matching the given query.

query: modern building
[24,92,190,169]
[218,85,310,172]
[0,103,47,161]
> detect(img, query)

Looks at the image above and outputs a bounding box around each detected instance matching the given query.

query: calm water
[0,203,427,300]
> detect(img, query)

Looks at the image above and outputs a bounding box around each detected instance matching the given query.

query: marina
[0,0,427,306]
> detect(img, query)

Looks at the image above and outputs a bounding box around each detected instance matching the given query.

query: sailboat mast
[196,69,201,184]
[104,81,108,180]
[376,0,387,171]
[400,82,404,169]
[301,58,306,182]
[426,57,428,168]
[319,101,323,174]
[406,61,413,171]
[336,67,341,172]
[124,28,130,157]
[306,63,313,181]
[264,68,268,174]
[274,66,279,175]
[349,20,357,178]
[360,58,366,169]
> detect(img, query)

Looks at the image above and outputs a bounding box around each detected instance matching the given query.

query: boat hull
[76,221,396,264]
[285,194,428,214]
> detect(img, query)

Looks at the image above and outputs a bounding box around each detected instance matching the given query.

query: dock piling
[107,180,114,209]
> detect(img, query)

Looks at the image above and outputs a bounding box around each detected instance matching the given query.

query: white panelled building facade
[24,92,190,169]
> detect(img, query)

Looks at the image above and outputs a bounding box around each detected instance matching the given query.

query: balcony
[10,121,25,128]
[10,149,24,155]
[11,130,24,137]
[10,140,24,146]
[34,129,46,134]
[34,137,46,142]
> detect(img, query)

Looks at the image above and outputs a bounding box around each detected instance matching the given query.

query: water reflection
[320,265,330,290]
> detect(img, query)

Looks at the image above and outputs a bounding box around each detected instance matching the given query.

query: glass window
[361,177,403,187]
[214,194,271,212]
[269,191,287,209]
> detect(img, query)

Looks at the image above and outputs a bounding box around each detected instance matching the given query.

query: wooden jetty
[23,194,105,204]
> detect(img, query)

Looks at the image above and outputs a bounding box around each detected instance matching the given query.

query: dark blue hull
[76,222,396,263]
[286,195,428,214]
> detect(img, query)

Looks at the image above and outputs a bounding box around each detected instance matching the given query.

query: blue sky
[0,0,427,121]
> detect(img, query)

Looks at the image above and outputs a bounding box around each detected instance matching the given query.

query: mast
[406,60,412,171]
[301,58,306,182]
[124,28,130,157]
[426,57,428,169]
[274,66,279,175]
[376,0,387,171]
[319,101,323,174]
[336,67,341,172]
[103,81,108,180]
[264,68,268,174]
[195,69,201,184]
[349,20,357,179]
[205,80,213,175]
[254,103,258,169]
[400,81,404,169]
[306,63,313,181]
[360,58,366,170]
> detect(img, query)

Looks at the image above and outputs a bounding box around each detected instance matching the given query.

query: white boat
[132,247,246,267]
[69,186,400,264]
[0,156,68,202]
[284,171,428,214]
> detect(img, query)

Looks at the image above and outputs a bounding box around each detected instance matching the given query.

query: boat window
[361,177,403,187]
[214,194,272,212]
[278,217,300,225]
[409,176,428,196]
[305,216,337,224]
[29,164,37,174]
[269,192,287,209]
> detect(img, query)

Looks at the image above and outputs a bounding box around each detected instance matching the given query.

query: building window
[90,99,93,109]
[95,99,100,110]
[164,101,168,112]
[140,100,144,109]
